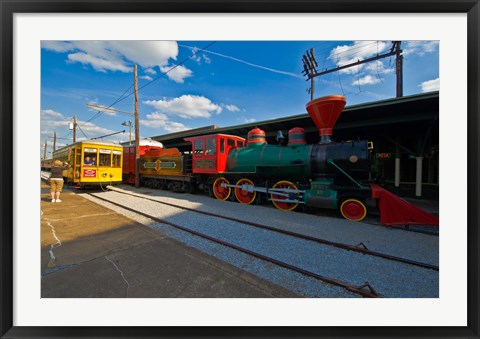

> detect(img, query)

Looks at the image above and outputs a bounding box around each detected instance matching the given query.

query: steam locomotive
[124,95,439,226]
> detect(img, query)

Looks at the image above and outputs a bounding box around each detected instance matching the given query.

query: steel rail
[106,187,439,271]
[87,192,380,298]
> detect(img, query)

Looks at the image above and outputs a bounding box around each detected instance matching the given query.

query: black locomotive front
[310,140,370,184]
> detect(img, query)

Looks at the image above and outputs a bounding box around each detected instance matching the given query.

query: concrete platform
[40,181,298,298]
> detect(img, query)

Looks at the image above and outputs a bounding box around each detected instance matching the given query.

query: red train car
[123,139,164,183]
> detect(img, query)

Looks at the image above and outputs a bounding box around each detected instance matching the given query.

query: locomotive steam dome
[288,127,306,145]
[247,127,267,146]
[306,95,346,144]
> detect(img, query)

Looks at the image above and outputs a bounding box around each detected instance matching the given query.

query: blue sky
[40,40,439,156]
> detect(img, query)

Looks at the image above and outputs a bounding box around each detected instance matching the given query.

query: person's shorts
[50,179,64,193]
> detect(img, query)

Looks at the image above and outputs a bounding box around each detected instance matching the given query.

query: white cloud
[140,75,153,81]
[144,95,222,119]
[41,109,65,119]
[144,68,157,75]
[42,41,192,81]
[419,77,439,92]
[243,118,256,123]
[202,54,211,64]
[159,65,193,83]
[404,41,439,56]
[329,41,389,74]
[225,104,240,112]
[41,41,75,52]
[140,112,190,133]
[352,75,382,86]
[67,52,132,73]
[364,60,393,75]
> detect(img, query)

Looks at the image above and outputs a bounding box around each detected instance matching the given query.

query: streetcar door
[73,147,82,183]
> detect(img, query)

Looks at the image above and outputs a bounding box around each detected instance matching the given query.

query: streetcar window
[206,139,216,155]
[75,152,81,166]
[84,151,97,166]
[194,140,204,154]
[99,153,111,167]
[112,153,121,167]
[220,139,225,153]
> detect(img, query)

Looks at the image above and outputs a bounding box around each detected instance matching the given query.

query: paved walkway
[40,181,298,298]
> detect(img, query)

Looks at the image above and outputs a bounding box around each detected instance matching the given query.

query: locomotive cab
[184,134,246,174]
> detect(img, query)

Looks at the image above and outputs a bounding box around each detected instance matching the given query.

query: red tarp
[370,184,439,227]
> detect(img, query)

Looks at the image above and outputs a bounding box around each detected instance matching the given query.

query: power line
[61,41,216,141]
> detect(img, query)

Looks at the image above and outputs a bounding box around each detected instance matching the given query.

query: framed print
[1,0,479,338]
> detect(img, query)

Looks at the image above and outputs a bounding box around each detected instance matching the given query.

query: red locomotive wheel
[212,177,231,201]
[340,199,367,221]
[271,181,299,211]
[234,178,256,205]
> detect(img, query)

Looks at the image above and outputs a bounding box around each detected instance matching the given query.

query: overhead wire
[61,41,216,140]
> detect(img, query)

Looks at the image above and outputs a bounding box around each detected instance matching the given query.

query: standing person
[49,160,70,203]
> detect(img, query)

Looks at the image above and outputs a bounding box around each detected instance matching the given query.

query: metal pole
[43,140,47,160]
[73,115,77,143]
[134,65,140,188]
[310,49,315,100]
[129,121,132,146]
[53,130,57,151]
[395,41,403,98]
[394,144,400,195]
[415,157,423,198]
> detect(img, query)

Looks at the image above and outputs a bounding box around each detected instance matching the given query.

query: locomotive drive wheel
[234,178,256,205]
[212,177,231,201]
[271,180,299,211]
[340,198,367,222]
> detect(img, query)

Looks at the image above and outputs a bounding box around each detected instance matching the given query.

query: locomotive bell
[306,95,346,144]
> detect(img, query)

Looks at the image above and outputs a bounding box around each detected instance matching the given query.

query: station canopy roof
[150,91,439,152]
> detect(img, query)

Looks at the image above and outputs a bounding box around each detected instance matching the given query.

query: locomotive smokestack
[306,95,346,144]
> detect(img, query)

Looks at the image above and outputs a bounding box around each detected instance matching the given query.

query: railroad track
[81,187,439,298]
[104,186,439,272]
[86,190,380,298]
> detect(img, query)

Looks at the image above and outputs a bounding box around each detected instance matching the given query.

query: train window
[237,140,245,147]
[220,139,225,153]
[112,151,121,167]
[206,139,216,155]
[75,152,81,166]
[84,151,97,166]
[194,140,204,154]
[227,139,235,147]
[99,153,111,167]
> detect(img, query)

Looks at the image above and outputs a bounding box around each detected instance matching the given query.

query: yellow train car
[53,140,123,187]
[41,158,53,171]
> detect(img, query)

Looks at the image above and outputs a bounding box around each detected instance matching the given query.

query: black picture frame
[1,1,479,338]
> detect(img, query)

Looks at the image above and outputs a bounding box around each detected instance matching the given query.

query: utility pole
[43,140,47,160]
[394,41,403,97]
[53,130,57,151]
[302,48,318,100]
[73,114,77,143]
[134,64,140,188]
[304,41,403,98]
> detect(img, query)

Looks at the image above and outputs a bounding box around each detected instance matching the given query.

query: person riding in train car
[84,156,95,166]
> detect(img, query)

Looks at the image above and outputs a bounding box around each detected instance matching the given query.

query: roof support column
[394,144,400,195]
[415,156,423,198]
